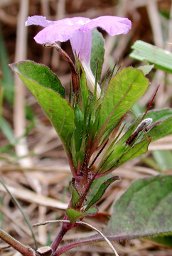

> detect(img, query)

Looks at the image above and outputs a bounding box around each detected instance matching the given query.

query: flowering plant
[1,15,172,256]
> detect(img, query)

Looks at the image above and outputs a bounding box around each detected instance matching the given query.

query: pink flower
[26,15,132,64]
[26,15,131,97]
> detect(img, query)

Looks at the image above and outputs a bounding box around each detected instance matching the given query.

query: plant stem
[53,220,119,256]
[0,228,36,256]
[51,217,75,255]
[51,225,68,253]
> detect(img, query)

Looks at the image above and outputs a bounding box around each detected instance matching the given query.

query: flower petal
[25,15,55,27]
[26,15,132,64]
[33,16,91,45]
[70,29,92,63]
[85,16,132,36]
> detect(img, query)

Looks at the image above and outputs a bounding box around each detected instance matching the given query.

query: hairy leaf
[98,67,149,140]
[90,29,105,82]
[115,138,151,167]
[10,61,74,150]
[146,108,172,121]
[145,109,172,141]
[85,176,119,211]
[106,175,172,239]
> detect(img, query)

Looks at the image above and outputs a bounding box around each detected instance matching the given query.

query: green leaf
[85,176,119,211]
[10,60,65,96]
[66,208,84,223]
[98,67,149,139]
[69,181,80,208]
[74,106,84,152]
[0,116,15,145]
[137,64,154,75]
[85,206,98,216]
[145,109,172,171]
[106,175,172,239]
[148,117,172,141]
[151,236,172,247]
[146,108,172,122]
[99,108,172,173]
[130,40,172,73]
[71,104,86,167]
[99,135,150,173]
[115,138,151,167]
[80,69,89,111]
[0,26,14,103]
[98,119,146,172]
[100,108,172,172]
[146,109,172,141]
[90,29,105,82]
[10,61,75,150]
[153,150,172,171]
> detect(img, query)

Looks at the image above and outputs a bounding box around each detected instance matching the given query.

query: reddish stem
[53,236,103,255]
[51,226,68,254]
[51,216,76,255]
[53,233,129,255]
[66,151,77,178]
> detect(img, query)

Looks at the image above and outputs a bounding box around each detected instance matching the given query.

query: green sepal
[80,67,89,111]
[74,105,84,152]
[66,208,84,223]
[69,181,80,208]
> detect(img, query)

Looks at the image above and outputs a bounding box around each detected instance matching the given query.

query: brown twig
[0,228,36,256]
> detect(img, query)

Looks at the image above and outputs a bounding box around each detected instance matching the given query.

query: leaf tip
[9,62,18,73]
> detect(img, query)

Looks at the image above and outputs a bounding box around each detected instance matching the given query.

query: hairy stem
[34,219,121,256]
[0,228,36,256]
[53,220,119,256]
[51,217,75,255]
[51,226,68,254]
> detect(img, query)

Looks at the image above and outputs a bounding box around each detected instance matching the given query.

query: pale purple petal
[33,16,90,44]
[85,16,132,36]
[34,22,80,44]
[26,16,90,29]
[25,15,55,27]
[26,15,132,63]
[70,29,92,63]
